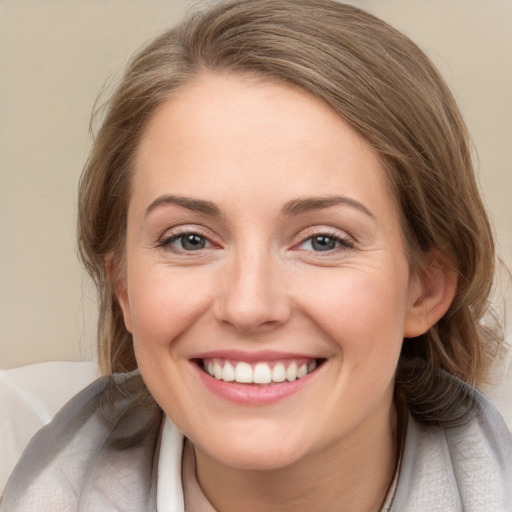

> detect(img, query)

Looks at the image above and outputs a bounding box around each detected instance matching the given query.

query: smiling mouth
[195,358,323,385]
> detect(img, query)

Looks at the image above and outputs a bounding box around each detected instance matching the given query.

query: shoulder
[1,372,163,512]
[392,383,512,511]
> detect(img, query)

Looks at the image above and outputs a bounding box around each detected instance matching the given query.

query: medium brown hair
[78,0,499,424]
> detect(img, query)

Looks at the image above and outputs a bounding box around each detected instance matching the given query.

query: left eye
[299,234,350,252]
[164,233,211,251]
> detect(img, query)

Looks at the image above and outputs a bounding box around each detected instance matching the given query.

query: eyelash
[294,231,354,253]
[157,228,216,253]
[157,227,354,256]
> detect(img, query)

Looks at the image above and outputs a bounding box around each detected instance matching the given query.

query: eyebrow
[144,194,374,220]
[281,196,375,219]
[145,195,221,217]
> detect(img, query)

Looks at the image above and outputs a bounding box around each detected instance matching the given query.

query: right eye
[159,232,213,252]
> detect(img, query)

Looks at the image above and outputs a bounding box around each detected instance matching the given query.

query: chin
[191,419,319,471]
[201,442,308,472]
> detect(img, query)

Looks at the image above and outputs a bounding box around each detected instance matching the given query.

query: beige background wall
[1,0,511,369]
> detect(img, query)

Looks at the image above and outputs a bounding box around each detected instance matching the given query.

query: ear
[105,253,133,333]
[404,250,457,338]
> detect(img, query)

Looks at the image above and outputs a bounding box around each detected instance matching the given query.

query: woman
[2,0,510,510]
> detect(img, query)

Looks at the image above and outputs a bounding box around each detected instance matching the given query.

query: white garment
[157,417,185,512]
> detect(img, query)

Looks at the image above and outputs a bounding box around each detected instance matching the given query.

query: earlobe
[105,253,133,333]
[404,251,457,338]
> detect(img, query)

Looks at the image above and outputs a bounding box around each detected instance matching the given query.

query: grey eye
[297,234,353,252]
[310,235,337,251]
[180,234,207,250]
[160,230,214,252]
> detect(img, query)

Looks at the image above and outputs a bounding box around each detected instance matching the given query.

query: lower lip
[193,363,319,405]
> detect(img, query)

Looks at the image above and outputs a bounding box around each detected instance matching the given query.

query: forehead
[130,72,398,223]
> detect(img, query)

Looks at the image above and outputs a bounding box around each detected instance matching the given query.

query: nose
[214,252,291,334]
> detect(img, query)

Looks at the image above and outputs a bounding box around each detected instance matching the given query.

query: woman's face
[118,73,424,470]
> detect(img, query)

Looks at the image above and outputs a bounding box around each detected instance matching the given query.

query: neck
[194,400,399,512]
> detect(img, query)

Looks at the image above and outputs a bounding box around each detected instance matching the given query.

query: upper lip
[190,350,324,362]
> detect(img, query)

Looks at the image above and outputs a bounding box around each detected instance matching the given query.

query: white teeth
[253,363,272,384]
[297,364,307,379]
[271,363,286,382]
[235,361,253,383]
[203,358,319,384]
[214,361,223,380]
[222,361,235,382]
[286,362,298,381]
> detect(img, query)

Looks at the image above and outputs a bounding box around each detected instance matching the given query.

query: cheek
[294,267,409,364]
[126,264,213,350]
